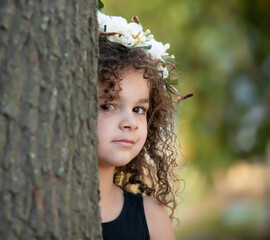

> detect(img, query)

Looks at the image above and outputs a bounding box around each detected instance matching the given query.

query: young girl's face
[97,68,150,168]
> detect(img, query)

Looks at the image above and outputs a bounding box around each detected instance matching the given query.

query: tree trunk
[0,0,101,239]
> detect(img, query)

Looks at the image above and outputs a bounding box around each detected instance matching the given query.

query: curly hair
[98,40,180,217]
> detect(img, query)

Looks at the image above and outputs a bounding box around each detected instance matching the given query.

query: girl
[97,9,191,240]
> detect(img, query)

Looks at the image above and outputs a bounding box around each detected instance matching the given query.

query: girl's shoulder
[143,195,176,240]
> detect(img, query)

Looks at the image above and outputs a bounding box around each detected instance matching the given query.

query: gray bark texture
[0,0,102,239]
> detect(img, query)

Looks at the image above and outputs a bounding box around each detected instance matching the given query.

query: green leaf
[99,35,107,41]
[98,0,104,11]
[139,45,152,50]
[167,78,179,86]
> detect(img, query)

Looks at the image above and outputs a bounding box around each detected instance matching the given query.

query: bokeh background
[101,0,270,239]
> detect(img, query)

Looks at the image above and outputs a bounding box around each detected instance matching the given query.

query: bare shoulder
[143,195,176,240]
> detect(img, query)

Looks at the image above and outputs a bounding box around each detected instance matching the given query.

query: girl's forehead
[98,70,151,101]
[99,68,150,89]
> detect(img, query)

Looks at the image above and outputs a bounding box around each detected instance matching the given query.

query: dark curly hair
[98,40,180,217]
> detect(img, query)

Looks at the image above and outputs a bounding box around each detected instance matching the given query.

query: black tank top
[102,190,150,240]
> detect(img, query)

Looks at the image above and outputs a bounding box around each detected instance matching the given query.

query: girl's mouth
[113,139,135,147]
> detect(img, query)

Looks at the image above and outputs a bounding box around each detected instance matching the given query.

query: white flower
[147,39,170,59]
[108,34,135,47]
[126,22,143,37]
[97,11,174,79]
[107,16,128,33]
[98,11,111,32]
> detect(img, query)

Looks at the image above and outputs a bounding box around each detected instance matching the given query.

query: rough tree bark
[0,0,101,239]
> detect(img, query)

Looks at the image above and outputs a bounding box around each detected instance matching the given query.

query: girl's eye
[99,104,115,111]
[133,107,147,114]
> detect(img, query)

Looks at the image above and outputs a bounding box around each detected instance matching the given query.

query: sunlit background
[101,0,270,239]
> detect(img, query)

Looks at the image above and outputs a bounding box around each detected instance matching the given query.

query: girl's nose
[119,112,138,131]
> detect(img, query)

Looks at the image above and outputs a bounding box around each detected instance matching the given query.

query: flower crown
[98,11,175,80]
[97,2,193,102]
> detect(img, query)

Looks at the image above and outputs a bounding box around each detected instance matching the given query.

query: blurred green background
[101,0,270,239]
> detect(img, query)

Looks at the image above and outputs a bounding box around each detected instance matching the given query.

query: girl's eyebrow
[98,96,149,103]
[138,98,149,103]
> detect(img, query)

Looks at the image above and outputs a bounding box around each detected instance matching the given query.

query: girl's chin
[98,158,133,168]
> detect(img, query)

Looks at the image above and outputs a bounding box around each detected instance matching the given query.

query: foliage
[98,0,104,11]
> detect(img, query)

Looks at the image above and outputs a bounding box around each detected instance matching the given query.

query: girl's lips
[113,139,135,147]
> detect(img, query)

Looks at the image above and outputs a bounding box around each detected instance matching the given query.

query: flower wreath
[97,1,193,102]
